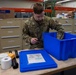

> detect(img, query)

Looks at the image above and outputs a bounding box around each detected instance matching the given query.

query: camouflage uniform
[22,16,64,49]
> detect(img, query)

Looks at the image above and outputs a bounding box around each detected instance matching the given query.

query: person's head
[33,3,44,21]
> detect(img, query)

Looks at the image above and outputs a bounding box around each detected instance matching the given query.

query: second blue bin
[43,32,76,60]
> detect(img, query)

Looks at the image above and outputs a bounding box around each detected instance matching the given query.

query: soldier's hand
[31,38,38,44]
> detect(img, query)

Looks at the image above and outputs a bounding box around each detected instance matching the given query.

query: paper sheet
[27,53,46,64]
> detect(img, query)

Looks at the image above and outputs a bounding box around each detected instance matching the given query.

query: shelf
[0,6,76,12]
[0,7,52,13]
[55,6,76,11]
[28,0,43,2]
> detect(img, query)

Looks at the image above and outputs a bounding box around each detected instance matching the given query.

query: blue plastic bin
[43,32,76,60]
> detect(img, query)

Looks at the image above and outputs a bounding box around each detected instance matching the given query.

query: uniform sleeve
[22,24,32,43]
[49,19,64,39]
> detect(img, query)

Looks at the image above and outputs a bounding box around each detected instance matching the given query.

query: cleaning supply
[8,51,19,69]
[14,50,19,58]
[8,53,15,59]
[12,57,18,69]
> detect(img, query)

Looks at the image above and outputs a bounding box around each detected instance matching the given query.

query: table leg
[60,71,64,75]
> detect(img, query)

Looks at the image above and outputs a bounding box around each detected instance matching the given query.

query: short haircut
[33,3,44,14]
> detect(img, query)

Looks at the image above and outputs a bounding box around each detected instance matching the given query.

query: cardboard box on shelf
[0,10,15,19]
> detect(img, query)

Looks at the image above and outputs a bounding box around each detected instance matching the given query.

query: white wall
[61,1,76,8]
[0,0,39,8]
[1,1,76,8]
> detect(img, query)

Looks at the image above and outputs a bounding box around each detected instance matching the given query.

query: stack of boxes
[0,10,14,19]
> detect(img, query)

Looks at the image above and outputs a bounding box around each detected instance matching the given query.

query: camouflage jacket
[22,16,64,49]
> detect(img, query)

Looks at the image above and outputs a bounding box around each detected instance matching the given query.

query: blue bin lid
[19,49,57,72]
